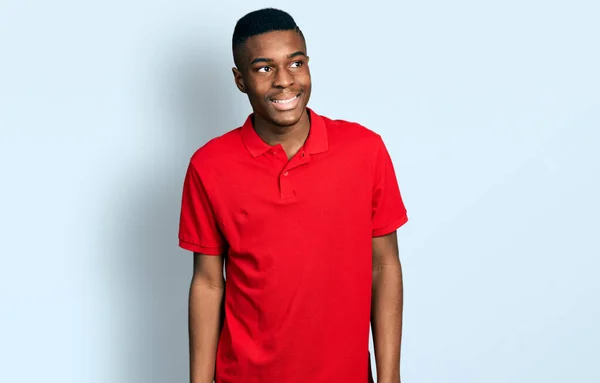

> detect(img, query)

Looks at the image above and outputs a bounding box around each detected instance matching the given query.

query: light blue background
[1,1,598,382]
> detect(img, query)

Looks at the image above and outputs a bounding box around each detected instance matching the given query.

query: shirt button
[283,171,289,176]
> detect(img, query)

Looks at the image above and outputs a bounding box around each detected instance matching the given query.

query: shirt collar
[241,107,328,158]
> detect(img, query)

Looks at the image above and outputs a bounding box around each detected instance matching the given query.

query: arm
[371,231,403,383]
[189,252,225,383]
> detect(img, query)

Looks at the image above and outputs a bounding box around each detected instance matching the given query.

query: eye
[290,61,303,68]
[257,66,272,73]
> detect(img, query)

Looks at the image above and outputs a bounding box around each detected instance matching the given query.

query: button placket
[277,149,308,200]
[279,170,295,199]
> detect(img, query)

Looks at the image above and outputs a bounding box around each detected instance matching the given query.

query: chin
[269,108,306,128]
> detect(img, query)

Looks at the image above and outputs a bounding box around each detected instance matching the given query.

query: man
[178,8,408,383]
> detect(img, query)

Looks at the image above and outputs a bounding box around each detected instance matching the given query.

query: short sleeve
[178,162,225,255]
[371,137,408,237]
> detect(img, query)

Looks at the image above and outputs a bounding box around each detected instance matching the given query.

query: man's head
[232,8,311,128]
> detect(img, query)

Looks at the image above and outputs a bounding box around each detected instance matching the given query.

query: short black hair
[232,8,304,66]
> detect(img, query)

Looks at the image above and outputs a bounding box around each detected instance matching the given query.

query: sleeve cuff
[179,238,224,255]
[372,214,408,237]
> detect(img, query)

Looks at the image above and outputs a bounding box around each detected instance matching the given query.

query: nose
[272,67,294,88]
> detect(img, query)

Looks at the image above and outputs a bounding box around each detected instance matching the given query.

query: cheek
[297,71,311,88]
[247,78,271,98]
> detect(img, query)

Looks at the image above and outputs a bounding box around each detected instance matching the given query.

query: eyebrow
[249,51,307,66]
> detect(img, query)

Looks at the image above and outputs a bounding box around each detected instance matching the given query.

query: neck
[252,109,311,149]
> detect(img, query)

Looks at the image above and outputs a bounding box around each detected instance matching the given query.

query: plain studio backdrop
[1,1,598,382]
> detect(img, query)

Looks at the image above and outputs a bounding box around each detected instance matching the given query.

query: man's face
[233,29,311,128]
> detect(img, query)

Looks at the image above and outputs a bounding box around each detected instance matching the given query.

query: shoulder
[188,127,244,174]
[189,128,243,164]
[320,114,384,151]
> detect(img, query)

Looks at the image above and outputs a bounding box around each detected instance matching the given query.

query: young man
[178,8,408,383]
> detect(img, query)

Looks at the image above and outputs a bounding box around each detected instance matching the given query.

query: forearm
[189,279,225,383]
[371,261,403,383]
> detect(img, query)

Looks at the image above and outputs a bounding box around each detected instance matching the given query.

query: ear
[232,67,246,94]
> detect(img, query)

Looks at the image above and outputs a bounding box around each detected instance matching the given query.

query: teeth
[272,95,298,103]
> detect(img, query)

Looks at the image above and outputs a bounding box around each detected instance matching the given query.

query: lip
[269,93,302,112]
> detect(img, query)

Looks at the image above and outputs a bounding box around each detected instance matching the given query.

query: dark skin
[188,253,224,383]
[188,29,403,383]
[372,231,404,383]
[232,29,312,159]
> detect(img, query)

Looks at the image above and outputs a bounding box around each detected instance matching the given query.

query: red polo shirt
[179,108,408,383]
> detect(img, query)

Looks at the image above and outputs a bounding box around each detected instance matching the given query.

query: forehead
[243,30,306,60]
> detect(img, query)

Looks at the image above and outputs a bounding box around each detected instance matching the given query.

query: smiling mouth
[270,94,300,104]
